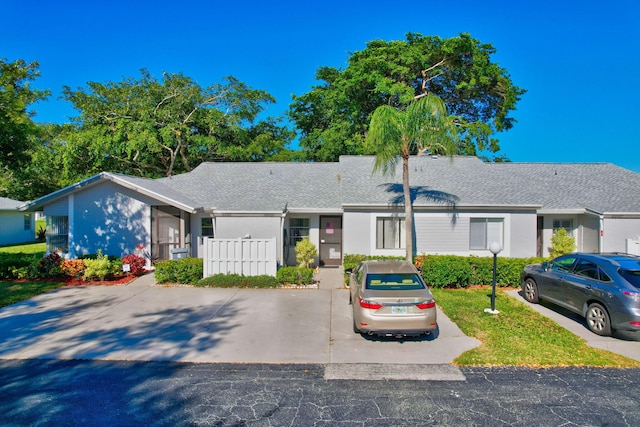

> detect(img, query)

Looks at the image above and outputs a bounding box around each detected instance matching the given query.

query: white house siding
[43,198,69,216]
[343,210,536,258]
[0,211,34,245]
[70,181,153,258]
[578,216,600,253]
[508,212,538,258]
[342,211,374,256]
[602,216,640,253]
[213,216,283,264]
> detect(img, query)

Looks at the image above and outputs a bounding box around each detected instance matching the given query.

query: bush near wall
[155,258,204,285]
[0,254,40,279]
[415,254,546,288]
[276,267,314,285]
[196,274,278,288]
[345,254,546,289]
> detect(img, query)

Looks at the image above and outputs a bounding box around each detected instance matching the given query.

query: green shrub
[295,238,317,268]
[550,228,576,258]
[155,257,203,285]
[417,255,472,288]
[83,250,111,280]
[343,254,404,273]
[196,274,277,288]
[346,253,546,288]
[0,253,40,279]
[276,267,314,285]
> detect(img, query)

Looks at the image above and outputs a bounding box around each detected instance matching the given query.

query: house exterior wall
[212,216,283,263]
[67,181,154,258]
[602,216,640,253]
[578,216,600,253]
[0,211,34,245]
[507,212,538,258]
[343,209,537,258]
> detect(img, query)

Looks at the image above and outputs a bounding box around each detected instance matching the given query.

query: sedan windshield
[365,273,425,290]
[620,270,640,289]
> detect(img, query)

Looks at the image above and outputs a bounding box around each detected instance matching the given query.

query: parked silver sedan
[348,260,437,337]
[521,253,640,336]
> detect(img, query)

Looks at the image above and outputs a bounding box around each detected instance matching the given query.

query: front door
[319,216,342,266]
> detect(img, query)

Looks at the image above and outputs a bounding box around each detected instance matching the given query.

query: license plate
[392,306,407,314]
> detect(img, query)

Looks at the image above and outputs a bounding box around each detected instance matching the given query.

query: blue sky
[3,0,639,172]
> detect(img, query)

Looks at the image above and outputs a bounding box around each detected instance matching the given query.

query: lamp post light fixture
[484,242,502,315]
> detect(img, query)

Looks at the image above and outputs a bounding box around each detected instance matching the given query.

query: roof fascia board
[211,211,285,217]
[18,173,105,211]
[19,172,198,213]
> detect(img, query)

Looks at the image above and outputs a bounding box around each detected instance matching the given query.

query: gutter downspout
[280,207,288,268]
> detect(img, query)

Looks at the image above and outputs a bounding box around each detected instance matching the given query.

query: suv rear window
[365,273,425,290]
[620,270,640,289]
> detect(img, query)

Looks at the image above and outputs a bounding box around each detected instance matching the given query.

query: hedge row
[345,254,546,289]
[155,258,314,287]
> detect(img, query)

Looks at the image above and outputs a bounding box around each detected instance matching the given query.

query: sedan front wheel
[586,303,612,336]
[523,278,540,303]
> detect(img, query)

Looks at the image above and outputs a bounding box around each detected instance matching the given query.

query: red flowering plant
[122,254,146,276]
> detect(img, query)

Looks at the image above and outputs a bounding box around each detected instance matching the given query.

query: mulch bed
[9,275,140,287]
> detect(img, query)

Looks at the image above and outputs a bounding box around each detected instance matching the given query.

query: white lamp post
[484,242,502,315]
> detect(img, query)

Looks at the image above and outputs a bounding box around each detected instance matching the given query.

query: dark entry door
[319,216,342,266]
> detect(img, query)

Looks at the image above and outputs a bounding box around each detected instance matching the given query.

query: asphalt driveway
[0,272,481,367]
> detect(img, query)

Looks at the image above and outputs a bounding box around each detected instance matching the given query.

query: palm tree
[366,93,457,262]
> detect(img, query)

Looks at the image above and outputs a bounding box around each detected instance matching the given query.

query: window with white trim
[23,214,31,230]
[470,218,503,250]
[553,219,573,236]
[376,217,405,249]
[289,218,310,246]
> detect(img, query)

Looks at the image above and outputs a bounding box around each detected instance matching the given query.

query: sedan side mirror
[345,268,353,274]
[541,261,548,271]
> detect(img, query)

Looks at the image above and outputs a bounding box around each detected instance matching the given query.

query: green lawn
[432,288,640,367]
[0,280,65,309]
[0,241,46,255]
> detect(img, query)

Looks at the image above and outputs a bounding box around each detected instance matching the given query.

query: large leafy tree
[61,70,294,178]
[0,58,50,199]
[366,94,457,261]
[290,33,525,161]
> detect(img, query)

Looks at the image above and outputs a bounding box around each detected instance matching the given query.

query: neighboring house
[0,197,35,245]
[18,156,640,264]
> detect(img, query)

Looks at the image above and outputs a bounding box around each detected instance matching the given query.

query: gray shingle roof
[339,156,640,213]
[159,162,343,212]
[0,196,22,210]
[20,156,640,214]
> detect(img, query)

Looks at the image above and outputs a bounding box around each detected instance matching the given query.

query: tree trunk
[402,153,413,263]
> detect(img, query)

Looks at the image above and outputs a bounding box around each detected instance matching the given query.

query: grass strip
[432,288,640,367]
[0,281,65,308]
[0,242,46,255]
